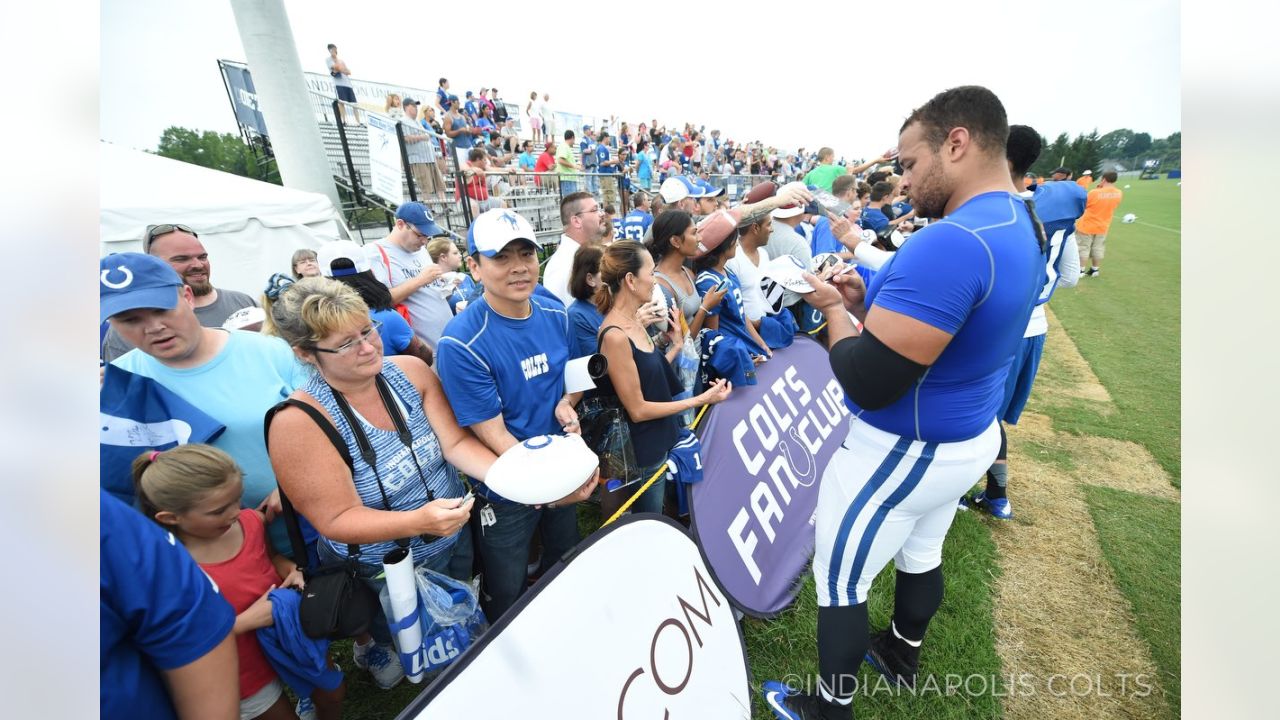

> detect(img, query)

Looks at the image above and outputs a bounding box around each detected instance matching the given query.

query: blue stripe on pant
[845,443,938,604]
[826,437,912,605]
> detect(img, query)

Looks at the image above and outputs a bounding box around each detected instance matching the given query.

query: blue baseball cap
[465,90,474,97]
[395,202,444,237]
[658,175,707,203]
[100,252,184,323]
[696,180,725,198]
[466,208,541,257]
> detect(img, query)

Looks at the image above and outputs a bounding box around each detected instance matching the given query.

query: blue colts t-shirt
[847,192,1043,442]
[436,295,571,441]
[810,216,844,256]
[1031,181,1087,224]
[595,144,613,173]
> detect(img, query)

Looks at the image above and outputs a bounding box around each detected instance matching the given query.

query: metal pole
[396,122,417,202]
[333,101,363,207]
[228,0,342,208]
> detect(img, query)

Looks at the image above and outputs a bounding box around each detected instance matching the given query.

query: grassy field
[1034,177,1182,716]
[1041,178,1182,482]
[1083,485,1182,716]
[332,179,1180,720]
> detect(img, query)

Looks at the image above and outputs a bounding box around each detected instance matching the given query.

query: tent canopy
[100,141,344,297]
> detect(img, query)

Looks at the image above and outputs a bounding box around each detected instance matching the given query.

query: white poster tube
[383,547,425,683]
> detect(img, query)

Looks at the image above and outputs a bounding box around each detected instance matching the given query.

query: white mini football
[1122,213,1137,224]
[484,434,599,505]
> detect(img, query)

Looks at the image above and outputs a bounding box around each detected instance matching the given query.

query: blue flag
[100,364,226,505]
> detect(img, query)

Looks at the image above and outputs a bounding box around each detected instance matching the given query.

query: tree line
[1029,128,1181,178]
[153,127,281,184]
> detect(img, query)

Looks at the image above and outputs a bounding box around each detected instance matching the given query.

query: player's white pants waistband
[813,416,1001,607]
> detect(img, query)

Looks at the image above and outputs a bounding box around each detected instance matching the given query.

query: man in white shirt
[542,192,610,307]
[366,202,452,348]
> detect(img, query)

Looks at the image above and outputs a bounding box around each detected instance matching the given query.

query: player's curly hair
[901,85,1009,155]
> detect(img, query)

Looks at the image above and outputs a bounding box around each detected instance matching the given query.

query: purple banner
[690,337,850,617]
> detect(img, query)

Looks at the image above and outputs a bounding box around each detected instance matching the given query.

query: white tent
[100,141,345,298]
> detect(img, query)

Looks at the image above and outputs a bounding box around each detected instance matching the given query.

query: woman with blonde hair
[266,276,495,690]
[384,92,404,120]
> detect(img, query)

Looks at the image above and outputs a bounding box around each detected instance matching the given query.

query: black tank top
[595,325,683,467]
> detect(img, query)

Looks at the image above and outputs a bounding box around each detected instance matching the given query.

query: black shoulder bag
[578,326,641,483]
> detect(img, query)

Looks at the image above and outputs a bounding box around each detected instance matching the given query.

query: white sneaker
[353,640,404,689]
[295,697,317,720]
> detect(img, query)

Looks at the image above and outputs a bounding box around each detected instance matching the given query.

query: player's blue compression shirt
[844,192,1043,442]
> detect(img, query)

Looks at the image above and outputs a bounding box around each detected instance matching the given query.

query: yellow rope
[600,403,712,528]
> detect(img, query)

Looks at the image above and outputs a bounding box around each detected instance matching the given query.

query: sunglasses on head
[143,223,198,254]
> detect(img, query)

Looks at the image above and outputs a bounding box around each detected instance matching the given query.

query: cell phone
[456,491,475,508]
[715,278,730,291]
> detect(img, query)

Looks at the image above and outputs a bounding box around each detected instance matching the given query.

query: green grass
[743,512,1003,719]
[1040,178,1182,483]
[1081,485,1181,717]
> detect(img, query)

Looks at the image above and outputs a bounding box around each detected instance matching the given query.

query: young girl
[693,214,772,362]
[134,445,344,720]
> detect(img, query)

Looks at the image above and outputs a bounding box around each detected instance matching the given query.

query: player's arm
[805,270,946,411]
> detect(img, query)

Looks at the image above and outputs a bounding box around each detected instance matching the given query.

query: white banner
[397,516,751,719]
[366,112,404,205]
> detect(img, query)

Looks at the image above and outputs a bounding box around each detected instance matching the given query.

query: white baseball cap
[317,240,372,277]
[467,209,540,257]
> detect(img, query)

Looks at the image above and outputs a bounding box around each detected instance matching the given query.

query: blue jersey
[101,490,234,720]
[436,294,570,441]
[849,192,1042,442]
[621,209,653,241]
[595,144,613,172]
[1031,181,1087,224]
[437,88,451,111]
[371,308,414,355]
[892,201,913,218]
[1035,216,1077,307]
[580,139,596,167]
[860,207,890,233]
[568,299,604,359]
[696,268,768,355]
[810,216,844,256]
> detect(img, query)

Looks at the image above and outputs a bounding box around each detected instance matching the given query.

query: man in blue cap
[580,124,599,193]
[436,209,599,620]
[102,252,310,554]
[365,202,453,349]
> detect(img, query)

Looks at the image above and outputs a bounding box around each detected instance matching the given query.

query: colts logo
[497,211,522,231]
[520,353,549,381]
[101,266,134,290]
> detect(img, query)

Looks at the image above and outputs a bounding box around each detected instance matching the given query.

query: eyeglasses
[310,320,382,355]
[573,207,604,217]
[143,223,197,254]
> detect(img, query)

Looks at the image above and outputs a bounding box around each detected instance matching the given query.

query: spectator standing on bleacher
[102,224,258,362]
[325,43,356,126]
[541,93,556,137]
[635,138,655,190]
[545,191,611,307]
[580,125,599,194]
[464,91,480,120]
[491,89,509,123]
[400,98,447,201]
[445,102,479,162]
[527,91,544,143]
[596,130,620,208]
[556,130,583,195]
[366,203,452,349]
[436,78,453,114]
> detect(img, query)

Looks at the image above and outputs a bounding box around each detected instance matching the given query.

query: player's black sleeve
[829,329,929,410]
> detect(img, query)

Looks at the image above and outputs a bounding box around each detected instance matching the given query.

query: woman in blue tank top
[592,242,731,519]
[266,277,498,685]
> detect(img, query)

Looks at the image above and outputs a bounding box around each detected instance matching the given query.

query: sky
[101,0,1180,160]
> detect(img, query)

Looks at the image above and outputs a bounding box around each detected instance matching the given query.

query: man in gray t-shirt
[325,43,356,124]
[767,205,815,309]
[101,225,258,362]
[365,203,453,349]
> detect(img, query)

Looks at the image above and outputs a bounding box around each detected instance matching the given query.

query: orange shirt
[1076,185,1124,235]
[1076,176,1093,189]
